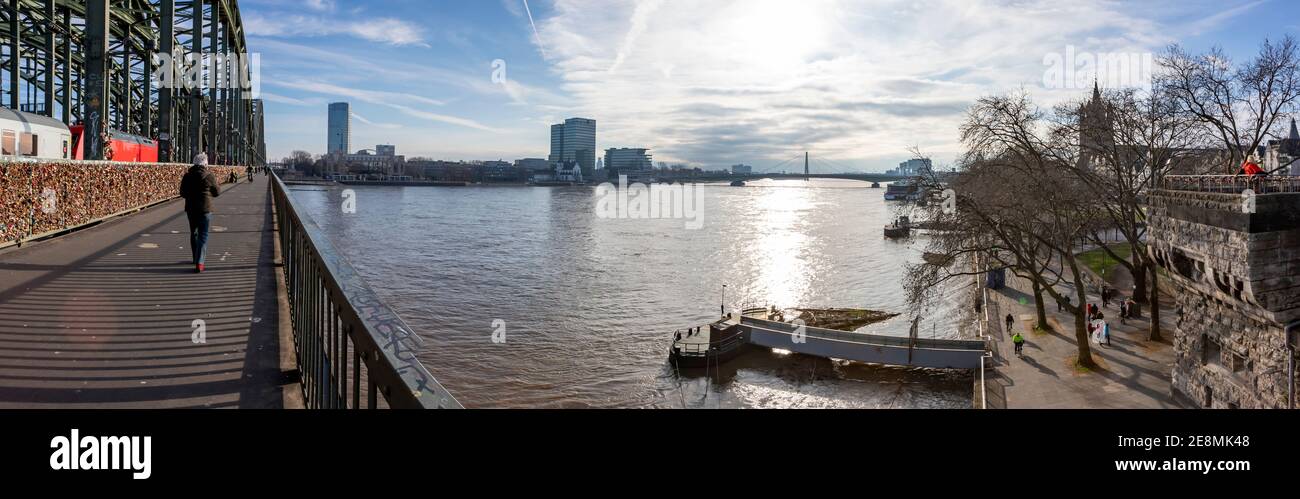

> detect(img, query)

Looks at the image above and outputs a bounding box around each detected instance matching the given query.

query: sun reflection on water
[743,181,816,309]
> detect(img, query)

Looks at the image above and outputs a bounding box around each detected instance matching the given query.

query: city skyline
[254,0,1297,171]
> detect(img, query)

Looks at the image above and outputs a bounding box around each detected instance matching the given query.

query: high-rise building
[549,118,597,175]
[327,102,351,155]
[376,144,396,157]
[548,124,565,164]
[604,148,653,172]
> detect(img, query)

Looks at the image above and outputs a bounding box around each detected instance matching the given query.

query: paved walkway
[0,175,300,408]
[980,266,1181,409]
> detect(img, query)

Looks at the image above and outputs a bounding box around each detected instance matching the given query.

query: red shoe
[196,264,205,273]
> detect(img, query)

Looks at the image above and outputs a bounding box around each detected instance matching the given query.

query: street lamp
[721,284,727,318]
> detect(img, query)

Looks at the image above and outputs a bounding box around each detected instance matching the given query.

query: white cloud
[351,112,402,129]
[245,13,426,46]
[260,91,324,107]
[303,0,334,12]
[253,37,563,107]
[271,79,501,133]
[536,0,1179,169]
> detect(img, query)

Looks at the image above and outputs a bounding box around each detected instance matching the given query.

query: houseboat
[884,180,918,201]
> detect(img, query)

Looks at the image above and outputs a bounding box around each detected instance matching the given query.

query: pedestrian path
[980,269,1180,409]
[0,176,300,408]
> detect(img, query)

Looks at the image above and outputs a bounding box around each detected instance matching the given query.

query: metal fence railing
[1159,175,1300,194]
[672,331,748,357]
[272,172,460,409]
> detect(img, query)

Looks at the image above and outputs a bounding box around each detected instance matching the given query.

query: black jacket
[180,165,221,214]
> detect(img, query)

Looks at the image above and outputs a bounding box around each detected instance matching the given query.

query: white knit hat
[193,153,208,166]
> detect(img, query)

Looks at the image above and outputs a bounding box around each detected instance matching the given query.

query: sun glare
[712,0,833,66]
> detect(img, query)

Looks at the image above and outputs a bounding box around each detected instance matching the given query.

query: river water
[291,178,975,408]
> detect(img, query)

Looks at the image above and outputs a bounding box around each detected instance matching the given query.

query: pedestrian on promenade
[1005,313,1014,334]
[1103,321,1112,346]
[180,153,220,273]
[1012,331,1025,357]
[246,165,255,182]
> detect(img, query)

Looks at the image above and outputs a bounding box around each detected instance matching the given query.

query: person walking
[1005,313,1014,335]
[1012,331,1025,357]
[1102,321,1112,346]
[246,165,255,183]
[180,153,220,273]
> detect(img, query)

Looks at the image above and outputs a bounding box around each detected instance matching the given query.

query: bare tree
[908,91,1102,368]
[1158,36,1300,172]
[1050,86,1206,341]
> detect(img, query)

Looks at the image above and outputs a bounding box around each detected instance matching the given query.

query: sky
[248,0,1300,172]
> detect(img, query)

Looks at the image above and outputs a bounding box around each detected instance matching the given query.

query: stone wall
[1147,189,1300,324]
[1,159,244,247]
[1147,188,1300,409]
[1172,290,1292,408]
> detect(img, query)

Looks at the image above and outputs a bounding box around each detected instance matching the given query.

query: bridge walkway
[0,176,301,408]
[741,316,986,369]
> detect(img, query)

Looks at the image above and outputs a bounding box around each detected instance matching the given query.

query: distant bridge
[660,152,949,184]
[685,172,904,183]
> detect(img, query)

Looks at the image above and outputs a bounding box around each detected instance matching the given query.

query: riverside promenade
[0,176,301,408]
[978,266,1180,409]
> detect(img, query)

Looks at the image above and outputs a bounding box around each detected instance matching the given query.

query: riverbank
[973,262,1179,409]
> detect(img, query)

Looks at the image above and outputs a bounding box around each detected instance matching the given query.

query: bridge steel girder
[0,0,262,165]
[82,0,108,159]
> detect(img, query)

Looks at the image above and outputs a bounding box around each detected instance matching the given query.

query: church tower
[1078,81,1115,170]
